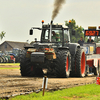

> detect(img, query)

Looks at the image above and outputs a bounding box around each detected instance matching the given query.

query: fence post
[42,76,47,96]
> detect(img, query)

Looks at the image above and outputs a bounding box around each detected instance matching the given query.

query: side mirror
[29,29,33,35]
[72,29,75,35]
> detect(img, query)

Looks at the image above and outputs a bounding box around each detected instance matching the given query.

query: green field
[0,63,20,66]
[0,63,20,69]
[7,84,100,100]
[0,67,20,69]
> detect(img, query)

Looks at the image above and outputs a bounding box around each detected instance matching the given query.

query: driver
[52,31,60,42]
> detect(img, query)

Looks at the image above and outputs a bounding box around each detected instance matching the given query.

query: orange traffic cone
[96,71,100,85]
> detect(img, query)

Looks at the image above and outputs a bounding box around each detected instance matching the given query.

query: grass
[8,84,100,100]
[0,63,20,66]
[0,67,20,69]
[0,63,20,69]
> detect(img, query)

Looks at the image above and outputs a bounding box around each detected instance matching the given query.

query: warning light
[42,20,44,23]
[88,26,96,30]
[69,20,71,23]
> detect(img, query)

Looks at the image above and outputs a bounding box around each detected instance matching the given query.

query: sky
[0,0,100,43]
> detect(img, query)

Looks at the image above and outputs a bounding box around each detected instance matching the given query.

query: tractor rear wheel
[75,48,86,77]
[55,50,71,78]
[20,50,35,77]
[20,50,43,77]
[20,50,30,76]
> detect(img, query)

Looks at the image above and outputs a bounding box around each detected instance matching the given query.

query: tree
[65,19,84,43]
[94,37,100,43]
[0,31,6,40]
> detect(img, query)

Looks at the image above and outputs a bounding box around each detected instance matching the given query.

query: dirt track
[0,65,96,98]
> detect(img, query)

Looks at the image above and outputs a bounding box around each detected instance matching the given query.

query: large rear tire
[75,48,86,77]
[20,50,34,76]
[55,50,71,78]
[20,50,35,77]
[20,50,43,77]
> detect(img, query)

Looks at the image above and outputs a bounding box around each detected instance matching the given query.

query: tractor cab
[41,24,70,43]
[30,21,70,48]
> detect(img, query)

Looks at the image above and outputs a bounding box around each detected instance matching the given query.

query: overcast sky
[0,0,100,43]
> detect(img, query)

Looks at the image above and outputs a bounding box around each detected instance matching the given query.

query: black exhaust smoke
[52,0,66,20]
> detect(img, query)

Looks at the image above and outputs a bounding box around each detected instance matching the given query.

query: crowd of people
[78,36,94,46]
[51,31,94,46]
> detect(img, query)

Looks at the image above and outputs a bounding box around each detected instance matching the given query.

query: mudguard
[68,43,80,55]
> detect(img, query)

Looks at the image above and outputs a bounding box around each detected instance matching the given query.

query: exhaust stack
[50,20,53,42]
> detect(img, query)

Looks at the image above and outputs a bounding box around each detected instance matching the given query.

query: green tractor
[20,21,86,78]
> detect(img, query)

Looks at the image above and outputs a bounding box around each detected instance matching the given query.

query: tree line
[65,19,88,43]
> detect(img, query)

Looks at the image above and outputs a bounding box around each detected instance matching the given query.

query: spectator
[87,36,94,43]
[78,37,84,46]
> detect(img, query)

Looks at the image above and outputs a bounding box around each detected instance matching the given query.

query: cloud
[0,0,100,43]
[58,0,100,28]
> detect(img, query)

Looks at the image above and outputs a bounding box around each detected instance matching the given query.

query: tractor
[12,48,22,63]
[20,20,86,78]
[8,48,22,63]
[82,26,100,76]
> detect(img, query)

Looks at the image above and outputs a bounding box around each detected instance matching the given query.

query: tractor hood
[38,43,55,46]
[33,42,63,49]
[33,43,55,48]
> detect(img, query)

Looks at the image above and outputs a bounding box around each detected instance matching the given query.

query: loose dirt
[0,65,96,98]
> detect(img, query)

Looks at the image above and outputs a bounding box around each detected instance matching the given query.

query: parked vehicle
[82,26,100,76]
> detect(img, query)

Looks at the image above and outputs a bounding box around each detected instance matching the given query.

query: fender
[68,43,80,55]
[58,47,69,50]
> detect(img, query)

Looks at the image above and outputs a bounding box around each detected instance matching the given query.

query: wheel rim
[81,52,85,74]
[66,56,69,71]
